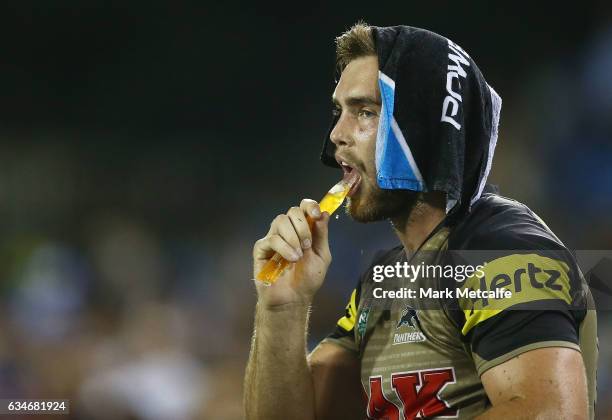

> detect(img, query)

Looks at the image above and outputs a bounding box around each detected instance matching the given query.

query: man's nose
[329,114,353,147]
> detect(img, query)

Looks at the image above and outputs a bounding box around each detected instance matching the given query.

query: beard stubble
[345,180,421,226]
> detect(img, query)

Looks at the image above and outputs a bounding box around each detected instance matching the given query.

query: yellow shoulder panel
[337,289,358,331]
[460,253,572,335]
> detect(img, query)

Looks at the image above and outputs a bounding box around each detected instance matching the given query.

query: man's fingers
[311,211,331,261]
[299,199,331,260]
[274,214,303,256]
[287,206,312,250]
[300,198,322,220]
[254,234,301,262]
[255,199,330,264]
[299,199,330,259]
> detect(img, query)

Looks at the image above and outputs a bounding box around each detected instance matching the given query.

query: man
[245,23,597,419]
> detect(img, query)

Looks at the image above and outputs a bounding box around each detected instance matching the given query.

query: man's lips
[335,155,357,174]
[347,174,361,196]
[336,156,362,196]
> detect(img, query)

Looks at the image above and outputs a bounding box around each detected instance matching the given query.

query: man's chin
[345,187,421,223]
[345,200,372,223]
[345,191,387,223]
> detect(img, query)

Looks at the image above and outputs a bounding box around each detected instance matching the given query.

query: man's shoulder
[449,192,566,251]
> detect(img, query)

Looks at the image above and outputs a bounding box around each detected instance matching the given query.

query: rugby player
[245,23,597,419]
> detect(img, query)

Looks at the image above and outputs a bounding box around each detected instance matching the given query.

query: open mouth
[338,160,362,196]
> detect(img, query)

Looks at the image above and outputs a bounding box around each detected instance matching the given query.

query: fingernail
[311,208,321,217]
[289,251,300,261]
[302,239,311,249]
[295,247,303,258]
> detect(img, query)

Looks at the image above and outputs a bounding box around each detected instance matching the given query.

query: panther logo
[396,305,419,329]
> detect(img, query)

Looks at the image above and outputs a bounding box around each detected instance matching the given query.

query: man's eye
[359,109,376,118]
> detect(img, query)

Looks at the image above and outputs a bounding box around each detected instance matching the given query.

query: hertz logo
[460,254,573,335]
[465,261,564,308]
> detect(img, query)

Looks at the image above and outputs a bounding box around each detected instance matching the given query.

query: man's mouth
[338,159,362,196]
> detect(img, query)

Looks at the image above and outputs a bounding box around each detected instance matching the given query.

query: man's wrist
[257,300,312,314]
[255,301,312,343]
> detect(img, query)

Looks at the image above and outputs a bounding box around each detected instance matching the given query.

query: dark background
[0,2,611,419]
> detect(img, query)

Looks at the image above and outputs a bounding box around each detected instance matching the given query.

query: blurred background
[0,1,611,419]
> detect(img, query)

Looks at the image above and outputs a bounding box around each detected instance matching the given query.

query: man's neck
[390,192,447,254]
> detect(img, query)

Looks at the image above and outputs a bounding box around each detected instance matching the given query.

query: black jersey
[322,190,597,419]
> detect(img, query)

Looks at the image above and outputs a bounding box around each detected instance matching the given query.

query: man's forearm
[244,302,315,420]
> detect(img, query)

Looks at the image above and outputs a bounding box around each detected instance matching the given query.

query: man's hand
[253,198,332,308]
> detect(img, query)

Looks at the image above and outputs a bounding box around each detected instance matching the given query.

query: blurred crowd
[1,10,611,420]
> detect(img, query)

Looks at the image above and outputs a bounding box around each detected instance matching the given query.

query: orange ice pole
[256,174,358,285]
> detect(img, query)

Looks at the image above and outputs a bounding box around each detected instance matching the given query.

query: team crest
[393,305,426,345]
[396,306,419,329]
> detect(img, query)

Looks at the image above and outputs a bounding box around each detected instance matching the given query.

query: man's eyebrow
[332,95,381,107]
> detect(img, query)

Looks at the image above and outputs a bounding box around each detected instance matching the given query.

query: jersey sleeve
[319,247,398,354]
[453,210,590,376]
[320,281,361,354]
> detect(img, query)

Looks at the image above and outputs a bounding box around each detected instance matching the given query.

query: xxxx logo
[366,367,458,419]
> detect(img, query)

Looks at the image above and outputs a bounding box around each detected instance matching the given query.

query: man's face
[331,55,418,223]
